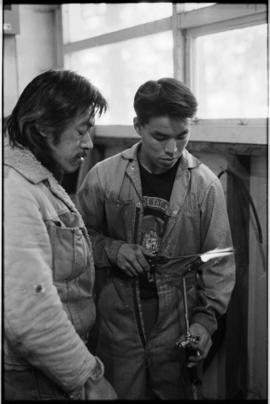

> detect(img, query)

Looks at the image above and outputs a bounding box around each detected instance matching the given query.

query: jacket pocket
[45,220,88,282]
[104,198,133,240]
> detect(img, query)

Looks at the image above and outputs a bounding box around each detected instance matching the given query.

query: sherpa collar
[5,144,53,184]
[4,145,78,213]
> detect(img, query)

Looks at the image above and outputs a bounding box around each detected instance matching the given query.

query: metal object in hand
[144,254,168,283]
[176,333,200,349]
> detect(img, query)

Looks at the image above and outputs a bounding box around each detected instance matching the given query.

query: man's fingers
[117,243,152,276]
[119,255,143,276]
[187,338,212,366]
[130,257,145,274]
[125,245,149,274]
[135,249,151,272]
[186,346,203,365]
[122,262,138,277]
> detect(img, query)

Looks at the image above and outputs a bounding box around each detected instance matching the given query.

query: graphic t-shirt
[138,159,180,298]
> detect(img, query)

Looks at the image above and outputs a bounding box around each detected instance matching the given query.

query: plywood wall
[3,4,58,117]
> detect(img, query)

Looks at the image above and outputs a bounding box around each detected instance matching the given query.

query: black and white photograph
[2,2,268,401]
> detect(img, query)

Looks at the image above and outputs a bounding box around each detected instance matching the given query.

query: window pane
[62,3,172,43]
[176,3,215,12]
[195,24,267,118]
[65,32,173,124]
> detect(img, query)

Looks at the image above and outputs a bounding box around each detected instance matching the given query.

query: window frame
[58,3,268,146]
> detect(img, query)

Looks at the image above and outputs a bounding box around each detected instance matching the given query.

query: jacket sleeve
[77,165,125,268]
[4,178,102,395]
[191,177,236,335]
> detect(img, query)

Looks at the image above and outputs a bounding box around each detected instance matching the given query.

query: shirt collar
[121,141,200,170]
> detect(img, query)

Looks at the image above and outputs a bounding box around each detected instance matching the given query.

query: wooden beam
[172,3,185,81]
[63,17,172,53]
[224,155,250,399]
[93,136,267,157]
[94,119,268,146]
[187,142,267,157]
[190,119,267,145]
[187,12,266,38]
[177,4,266,30]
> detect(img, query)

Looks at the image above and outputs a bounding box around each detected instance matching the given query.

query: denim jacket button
[144,352,152,368]
[68,388,82,400]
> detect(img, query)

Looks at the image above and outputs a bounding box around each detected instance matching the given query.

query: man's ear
[35,124,47,137]
[39,131,47,138]
[133,117,142,137]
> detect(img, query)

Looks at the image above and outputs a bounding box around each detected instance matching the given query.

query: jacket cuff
[88,356,104,381]
[67,356,104,399]
[105,239,125,265]
[191,314,217,336]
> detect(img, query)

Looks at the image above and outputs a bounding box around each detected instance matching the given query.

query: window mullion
[172,4,185,82]
[177,3,266,30]
[187,12,267,38]
[63,17,172,54]
[55,6,64,68]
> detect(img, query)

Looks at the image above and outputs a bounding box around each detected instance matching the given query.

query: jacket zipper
[133,205,146,346]
[132,279,146,347]
[134,206,140,244]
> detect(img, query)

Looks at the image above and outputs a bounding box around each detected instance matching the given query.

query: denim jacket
[78,142,235,336]
[4,145,101,395]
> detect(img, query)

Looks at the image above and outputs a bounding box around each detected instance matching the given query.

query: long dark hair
[6,69,107,176]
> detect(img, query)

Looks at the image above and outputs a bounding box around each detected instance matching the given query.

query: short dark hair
[6,69,107,173]
[133,77,197,125]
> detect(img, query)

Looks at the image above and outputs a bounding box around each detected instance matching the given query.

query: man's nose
[165,139,177,155]
[81,131,93,150]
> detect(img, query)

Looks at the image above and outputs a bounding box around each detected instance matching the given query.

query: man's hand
[186,323,212,367]
[116,243,151,277]
[83,376,117,400]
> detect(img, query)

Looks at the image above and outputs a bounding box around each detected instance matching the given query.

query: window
[177,3,215,12]
[65,31,173,124]
[62,3,172,43]
[61,3,267,143]
[195,24,267,118]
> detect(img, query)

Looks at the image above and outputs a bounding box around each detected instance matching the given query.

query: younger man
[78,78,235,399]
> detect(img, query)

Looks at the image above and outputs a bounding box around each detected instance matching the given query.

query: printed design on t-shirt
[141,196,169,254]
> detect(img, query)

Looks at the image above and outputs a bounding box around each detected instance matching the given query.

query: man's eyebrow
[176,129,189,136]
[79,120,94,128]
[152,129,189,137]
